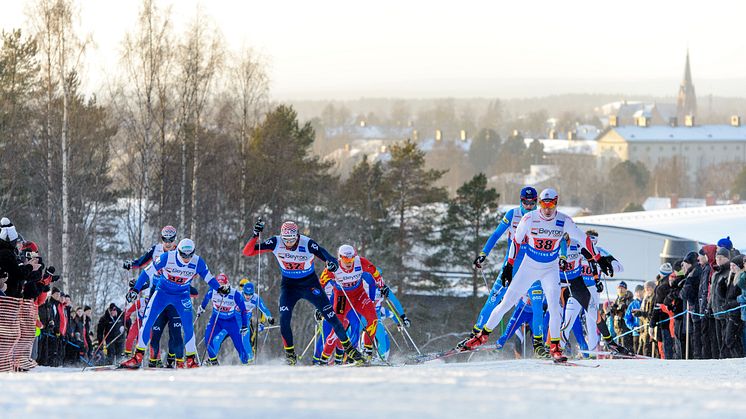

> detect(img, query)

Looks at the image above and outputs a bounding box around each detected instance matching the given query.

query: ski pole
[254,217,263,362]
[83,304,128,371]
[479,268,490,291]
[299,319,322,360]
[379,316,402,351]
[200,293,225,364]
[385,299,421,355]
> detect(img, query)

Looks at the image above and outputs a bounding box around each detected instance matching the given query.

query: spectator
[624,285,643,353]
[37,288,63,366]
[633,280,657,357]
[96,303,125,364]
[665,260,686,359]
[717,237,733,252]
[0,218,37,298]
[734,255,746,352]
[67,307,88,364]
[710,247,732,359]
[681,251,701,358]
[718,254,743,358]
[652,264,674,358]
[698,245,718,359]
[611,281,634,350]
[83,306,94,358]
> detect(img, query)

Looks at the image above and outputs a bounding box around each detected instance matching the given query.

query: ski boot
[176,358,185,368]
[362,344,374,360]
[462,330,490,351]
[206,357,220,366]
[342,340,366,366]
[312,356,325,366]
[455,327,481,350]
[165,353,176,368]
[533,337,550,359]
[148,357,163,368]
[549,340,567,363]
[184,355,199,368]
[119,349,144,369]
[285,347,298,366]
[334,350,344,365]
[605,338,635,357]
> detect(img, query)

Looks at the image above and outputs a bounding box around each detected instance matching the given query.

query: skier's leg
[496,305,532,348]
[474,281,507,332]
[225,318,248,364]
[483,264,535,332]
[278,281,302,351]
[149,311,167,361]
[205,314,220,359]
[528,281,545,340]
[136,290,166,350]
[585,287,601,350]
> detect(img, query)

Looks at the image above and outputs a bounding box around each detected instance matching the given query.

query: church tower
[676,50,697,121]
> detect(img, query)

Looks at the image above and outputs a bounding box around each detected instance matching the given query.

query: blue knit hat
[717,236,733,250]
[618,281,628,289]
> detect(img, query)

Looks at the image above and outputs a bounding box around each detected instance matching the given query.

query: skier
[120,238,227,369]
[460,186,550,356]
[318,244,384,361]
[462,188,613,362]
[239,281,273,363]
[123,292,148,356]
[567,230,632,355]
[242,220,365,365]
[123,225,185,368]
[198,273,249,365]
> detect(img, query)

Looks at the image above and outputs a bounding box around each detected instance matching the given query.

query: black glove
[240,325,249,336]
[400,313,411,327]
[122,260,132,271]
[559,257,568,271]
[252,219,265,237]
[326,259,338,272]
[128,278,137,288]
[598,256,614,277]
[314,310,323,321]
[45,266,56,276]
[380,285,390,298]
[595,279,604,293]
[473,252,486,270]
[217,284,231,296]
[125,288,138,303]
[267,316,275,325]
[632,309,642,317]
[500,263,513,287]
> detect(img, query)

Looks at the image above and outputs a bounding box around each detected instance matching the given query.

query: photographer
[0,218,37,298]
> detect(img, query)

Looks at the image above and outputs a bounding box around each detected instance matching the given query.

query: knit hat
[683,251,698,265]
[0,218,18,243]
[634,285,644,293]
[618,281,628,289]
[732,254,745,270]
[659,263,673,276]
[716,247,731,258]
[717,236,733,250]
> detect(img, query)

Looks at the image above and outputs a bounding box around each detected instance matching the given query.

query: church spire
[677,50,697,121]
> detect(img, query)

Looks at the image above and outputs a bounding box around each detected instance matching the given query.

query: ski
[408,345,497,364]
[578,349,651,360]
[546,361,600,368]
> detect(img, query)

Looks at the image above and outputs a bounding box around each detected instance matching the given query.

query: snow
[4,358,746,418]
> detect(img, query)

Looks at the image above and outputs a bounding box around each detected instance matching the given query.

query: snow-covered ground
[2,358,745,418]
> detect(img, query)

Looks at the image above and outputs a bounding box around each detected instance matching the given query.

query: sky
[3,0,746,100]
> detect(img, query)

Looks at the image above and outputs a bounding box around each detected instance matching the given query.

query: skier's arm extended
[256,295,272,318]
[242,236,277,257]
[200,289,213,311]
[196,258,220,290]
[480,209,514,257]
[307,240,335,263]
[133,254,168,291]
[235,290,248,328]
[130,246,155,270]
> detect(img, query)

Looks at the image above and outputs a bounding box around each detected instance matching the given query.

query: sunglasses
[521,199,537,206]
[539,199,557,209]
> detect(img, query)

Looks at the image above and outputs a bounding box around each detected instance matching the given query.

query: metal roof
[608,125,746,142]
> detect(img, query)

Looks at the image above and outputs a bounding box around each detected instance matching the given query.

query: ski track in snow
[0,358,744,418]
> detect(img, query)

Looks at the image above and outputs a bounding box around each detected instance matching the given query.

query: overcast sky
[2,0,746,99]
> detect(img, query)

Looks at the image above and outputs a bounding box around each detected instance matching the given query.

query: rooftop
[608,125,746,142]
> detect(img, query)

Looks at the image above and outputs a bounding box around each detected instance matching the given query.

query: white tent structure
[574,204,746,285]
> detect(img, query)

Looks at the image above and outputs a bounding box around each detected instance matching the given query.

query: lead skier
[462,188,613,362]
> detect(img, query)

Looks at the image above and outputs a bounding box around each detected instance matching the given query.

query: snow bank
[1,358,744,418]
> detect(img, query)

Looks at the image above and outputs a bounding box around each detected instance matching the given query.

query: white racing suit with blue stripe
[482,210,598,343]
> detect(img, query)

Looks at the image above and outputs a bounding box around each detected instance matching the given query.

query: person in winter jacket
[710,247,732,359]
[633,281,657,356]
[37,288,63,366]
[97,303,125,363]
[0,219,38,298]
[624,285,643,353]
[611,282,634,350]
[681,251,701,358]
[698,245,718,359]
[718,255,743,358]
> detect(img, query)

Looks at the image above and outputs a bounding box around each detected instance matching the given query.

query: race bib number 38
[533,238,558,251]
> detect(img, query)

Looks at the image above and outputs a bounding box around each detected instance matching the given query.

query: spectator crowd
[604,236,745,359]
[0,218,126,371]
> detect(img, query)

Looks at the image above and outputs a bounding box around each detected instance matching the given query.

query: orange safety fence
[0,297,38,372]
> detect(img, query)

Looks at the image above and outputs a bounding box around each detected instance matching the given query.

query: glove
[473,252,486,270]
[240,325,249,336]
[558,257,568,271]
[217,284,231,296]
[119,326,125,334]
[122,260,132,270]
[632,309,642,317]
[400,313,411,327]
[500,263,513,287]
[258,323,265,332]
[314,310,323,321]
[267,316,275,325]
[252,219,265,236]
[595,280,604,293]
[125,288,138,303]
[380,285,390,298]
[326,259,338,272]
[598,256,614,277]
[196,306,205,317]
[128,278,137,288]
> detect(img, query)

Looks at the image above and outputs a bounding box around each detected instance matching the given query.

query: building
[594,121,746,180]
[677,50,697,121]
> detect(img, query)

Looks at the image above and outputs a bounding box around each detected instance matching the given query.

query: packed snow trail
[1,359,745,419]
